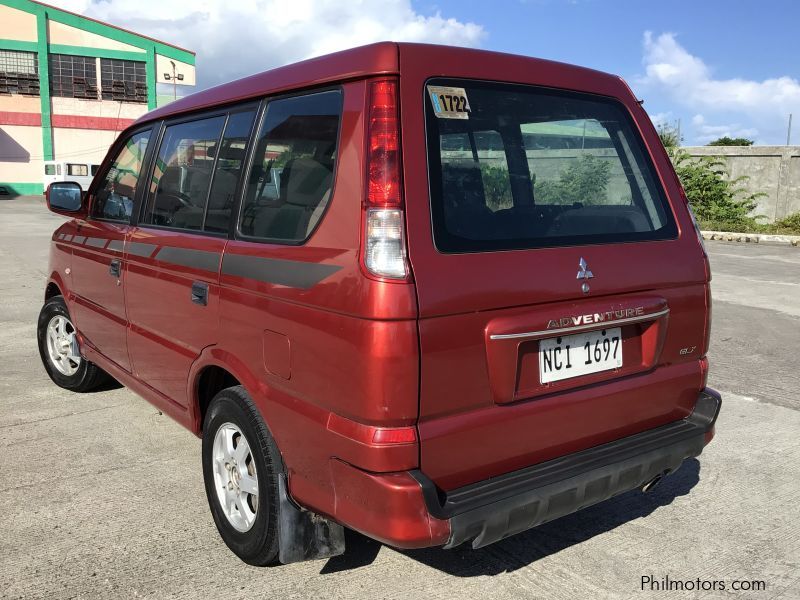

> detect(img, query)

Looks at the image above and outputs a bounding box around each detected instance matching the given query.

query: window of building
[240,90,342,242]
[142,116,226,230]
[0,50,40,96]
[203,108,257,234]
[93,130,151,222]
[100,58,147,103]
[49,54,97,99]
[67,163,88,177]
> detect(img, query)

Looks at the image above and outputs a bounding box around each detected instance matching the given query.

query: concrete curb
[701,230,800,246]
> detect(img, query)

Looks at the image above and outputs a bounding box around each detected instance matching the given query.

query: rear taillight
[363,78,408,280]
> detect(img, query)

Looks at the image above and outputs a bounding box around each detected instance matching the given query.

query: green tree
[536,154,611,205]
[670,149,765,227]
[657,123,682,149]
[479,164,514,211]
[706,136,754,147]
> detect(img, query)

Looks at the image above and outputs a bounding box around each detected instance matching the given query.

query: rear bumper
[408,388,721,549]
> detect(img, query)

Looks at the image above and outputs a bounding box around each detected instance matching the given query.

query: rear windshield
[425,79,677,252]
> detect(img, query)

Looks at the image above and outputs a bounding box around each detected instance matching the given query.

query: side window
[44,164,55,175]
[68,163,88,177]
[142,116,226,230]
[240,90,341,242]
[522,119,635,207]
[92,130,150,222]
[91,165,100,176]
[440,130,513,214]
[56,164,62,175]
[204,109,257,234]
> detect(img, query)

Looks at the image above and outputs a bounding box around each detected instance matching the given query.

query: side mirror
[46,182,87,218]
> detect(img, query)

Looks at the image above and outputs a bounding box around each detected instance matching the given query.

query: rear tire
[37,295,108,392]
[202,385,282,566]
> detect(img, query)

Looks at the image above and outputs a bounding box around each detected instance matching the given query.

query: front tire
[37,295,108,392]
[202,385,282,566]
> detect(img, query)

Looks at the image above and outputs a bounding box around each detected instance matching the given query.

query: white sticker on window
[427,85,471,119]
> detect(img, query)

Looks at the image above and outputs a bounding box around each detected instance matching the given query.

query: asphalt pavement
[0,196,798,599]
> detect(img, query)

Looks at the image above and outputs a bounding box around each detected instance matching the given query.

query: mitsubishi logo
[576,257,593,294]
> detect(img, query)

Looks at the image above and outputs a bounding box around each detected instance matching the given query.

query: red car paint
[44,42,713,550]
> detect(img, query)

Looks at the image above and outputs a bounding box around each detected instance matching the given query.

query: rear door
[400,47,709,491]
[125,106,257,407]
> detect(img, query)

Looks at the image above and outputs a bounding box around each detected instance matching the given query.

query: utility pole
[163,60,184,103]
[787,114,793,146]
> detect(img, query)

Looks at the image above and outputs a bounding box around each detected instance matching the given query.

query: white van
[43,161,101,192]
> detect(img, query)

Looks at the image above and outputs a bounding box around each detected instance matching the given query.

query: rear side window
[425,79,677,252]
[44,164,55,175]
[240,90,341,242]
[92,130,150,221]
[91,165,100,176]
[142,116,226,230]
[67,163,88,177]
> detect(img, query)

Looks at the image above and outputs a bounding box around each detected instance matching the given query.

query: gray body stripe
[57,233,65,240]
[107,240,124,252]
[155,247,220,272]
[222,254,341,290]
[72,235,86,244]
[127,242,157,258]
[85,237,107,249]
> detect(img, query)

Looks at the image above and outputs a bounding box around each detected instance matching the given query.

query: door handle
[109,259,121,278]
[191,281,209,306]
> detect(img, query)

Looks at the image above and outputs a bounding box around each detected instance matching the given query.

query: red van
[39,42,720,565]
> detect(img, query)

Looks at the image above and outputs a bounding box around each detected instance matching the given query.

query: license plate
[539,327,623,384]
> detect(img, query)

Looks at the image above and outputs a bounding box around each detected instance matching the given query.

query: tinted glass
[426,79,677,252]
[91,165,100,176]
[92,130,150,221]
[143,116,226,230]
[68,163,88,176]
[44,164,55,175]
[240,90,341,242]
[204,109,256,234]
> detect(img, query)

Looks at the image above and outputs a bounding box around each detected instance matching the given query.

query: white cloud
[49,0,484,89]
[690,114,758,144]
[639,32,800,144]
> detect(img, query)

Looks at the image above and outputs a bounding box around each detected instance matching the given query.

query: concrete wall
[0,4,37,41]
[679,146,800,222]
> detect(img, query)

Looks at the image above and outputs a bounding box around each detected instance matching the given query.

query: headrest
[283,157,333,207]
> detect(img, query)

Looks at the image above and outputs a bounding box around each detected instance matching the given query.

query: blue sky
[414,0,800,145]
[60,0,799,146]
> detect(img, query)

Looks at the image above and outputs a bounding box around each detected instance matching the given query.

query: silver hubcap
[212,423,259,532]
[45,315,81,376]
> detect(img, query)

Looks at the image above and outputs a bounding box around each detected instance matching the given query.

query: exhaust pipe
[641,469,671,493]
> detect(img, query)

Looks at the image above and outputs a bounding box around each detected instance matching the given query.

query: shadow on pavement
[320,458,701,575]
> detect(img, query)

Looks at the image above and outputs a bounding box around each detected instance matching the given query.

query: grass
[699,212,800,236]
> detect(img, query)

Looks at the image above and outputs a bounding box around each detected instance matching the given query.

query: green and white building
[0,0,195,195]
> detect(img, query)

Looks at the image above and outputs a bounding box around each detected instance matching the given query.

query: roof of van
[135,42,627,126]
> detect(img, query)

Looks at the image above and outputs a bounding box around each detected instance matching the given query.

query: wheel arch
[188,348,271,437]
[45,271,68,302]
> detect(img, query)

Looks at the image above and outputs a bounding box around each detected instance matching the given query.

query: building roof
[13,0,196,56]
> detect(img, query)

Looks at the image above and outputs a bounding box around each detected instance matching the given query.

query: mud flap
[277,475,346,564]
